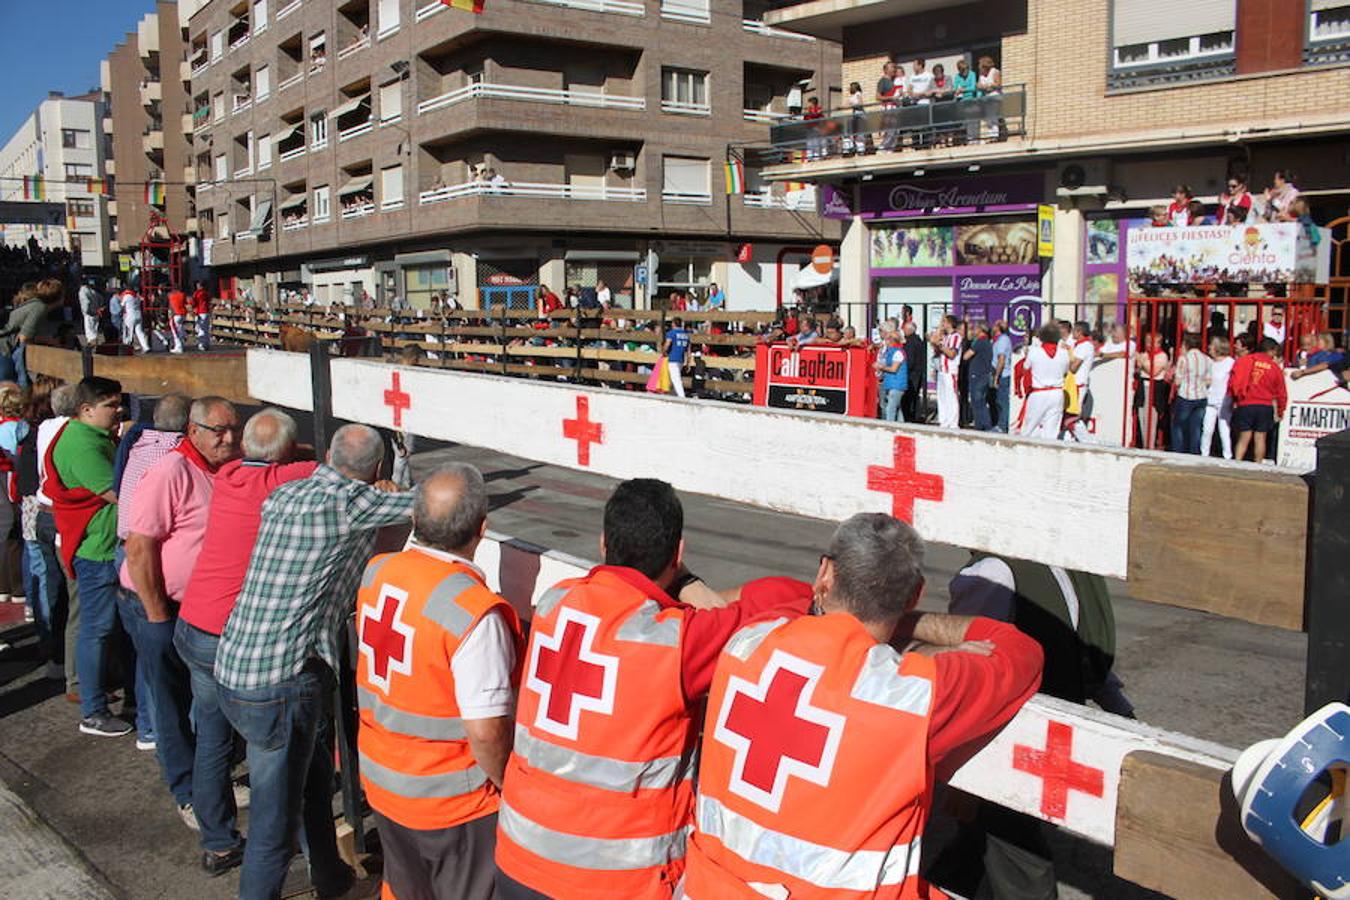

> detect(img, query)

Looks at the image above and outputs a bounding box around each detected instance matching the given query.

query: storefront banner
[752,343,877,418]
[954,274,1041,338]
[870,225,954,267]
[1126,223,1327,285]
[1277,370,1350,470]
[954,221,1039,265]
[821,173,1043,221]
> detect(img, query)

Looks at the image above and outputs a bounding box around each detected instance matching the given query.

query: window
[215,154,228,181]
[253,0,268,31]
[405,263,451,309]
[61,128,90,149]
[661,68,709,114]
[257,133,272,168]
[67,199,96,217]
[309,32,327,70]
[661,155,709,202]
[218,211,230,238]
[63,162,93,178]
[377,0,400,36]
[1110,0,1235,69]
[310,111,328,148]
[656,257,711,293]
[379,80,403,121]
[211,30,225,60]
[1310,3,1350,42]
[313,184,331,221]
[255,65,270,99]
[381,164,404,209]
[213,92,226,122]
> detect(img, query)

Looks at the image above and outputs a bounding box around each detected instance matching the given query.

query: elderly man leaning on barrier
[495,478,816,900]
[684,513,1044,899]
[357,464,524,900]
[215,423,414,900]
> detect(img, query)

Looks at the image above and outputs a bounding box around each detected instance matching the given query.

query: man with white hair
[178,407,316,877]
[216,423,413,900]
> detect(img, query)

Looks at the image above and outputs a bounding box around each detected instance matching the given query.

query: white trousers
[82,313,99,345]
[667,361,686,398]
[123,314,150,352]
[170,315,186,352]
[1201,400,1233,459]
[1023,390,1064,440]
[936,373,959,428]
[195,313,211,350]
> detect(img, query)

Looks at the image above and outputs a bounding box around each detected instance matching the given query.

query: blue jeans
[0,350,16,383]
[882,388,905,422]
[120,595,194,806]
[220,662,348,900]
[114,591,158,740]
[72,557,122,719]
[12,343,28,389]
[971,375,992,431]
[997,376,1011,432]
[173,619,243,853]
[1171,397,1207,454]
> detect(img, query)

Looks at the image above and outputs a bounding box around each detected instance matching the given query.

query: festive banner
[86,177,110,195]
[22,176,45,201]
[1126,223,1328,285]
[723,160,744,195]
[145,182,166,206]
[443,0,485,11]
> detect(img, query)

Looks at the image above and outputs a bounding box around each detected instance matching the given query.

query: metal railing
[281,217,308,232]
[661,190,711,205]
[743,187,815,209]
[276,0,301,20]
[419,181,647,204]
[415,0,444,21]
[337,35,370,60]
[232,96,252,114]
[417,81,646,115]
[279,144,306,162]
[278,71,303,93]
[338,118,374,142]
[229,32,251,52]
[766,85,1028,162]
[741,19,814,41]
[660,99,710,116]
[341,201,375,220]
[660,0,710,22]
[381,196,405,211]
[233,166,253,179]
[742,108,788,124]
[526,0,645,15]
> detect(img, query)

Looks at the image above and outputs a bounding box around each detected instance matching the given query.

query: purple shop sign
[819,173,1044,221]
[953,274,1042,339]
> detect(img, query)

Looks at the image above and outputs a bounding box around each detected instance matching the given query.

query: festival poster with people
[870,225,954,268]
[1126,223,1309,286]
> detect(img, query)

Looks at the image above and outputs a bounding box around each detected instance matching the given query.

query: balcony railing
[417,82,646,115]
[382,196,405,211]
[279,144,306,162]
[742,109,787,124]
[281,217,308,231]
[337,35,370,60]
[741,19,814,41]
[743,186,816,209]
[234,166,253,179]
[661,190,711,205]
[276,0,302,20]
[419,181,647,205]
[192,108,212,130]
[278,71,303,93]
[232,96,252,114]
[660,99,710,116]
[415,1,444,22]
[766,85,1028,163]
[192,60,210,78]
[229,32,251,52]
[526,0,645,15]
[341,201,375,220]
[660,0,710,23]
[339,119,374,142]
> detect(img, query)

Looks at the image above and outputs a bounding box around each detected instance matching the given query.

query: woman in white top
[976,55,1003,142]
[1021,323,1070,439]
[1201,334,1235,459]
[844,82,866,154]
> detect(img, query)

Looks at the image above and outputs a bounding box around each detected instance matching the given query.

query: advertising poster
[870,225,954,268]
[1086,219,1120,264]
[953,274,1041,338]
[752,343,877,417]
[1277,370,1350,470]
[954,221,1039,265]
[1126,223,1309,285]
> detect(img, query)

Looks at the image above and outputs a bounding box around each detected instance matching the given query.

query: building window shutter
[379,81,402,120]
[663,156,708,195]
[1112,0,1235,45]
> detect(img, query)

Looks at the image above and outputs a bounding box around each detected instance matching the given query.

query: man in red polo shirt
[175,408,316,875]
[167,288,188,354]
[1229,335,1287,463]
[191,281,212,351]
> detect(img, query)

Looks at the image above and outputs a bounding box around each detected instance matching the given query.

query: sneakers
[201,845,244,878]
[79,715,133,737]
[136,734,157,751]
[178,803,201,832]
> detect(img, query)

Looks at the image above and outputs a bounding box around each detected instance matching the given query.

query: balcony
[233,94,253,115]
[106,159,116,175]
[180,60,193,82]
[190,49,210,76]
[278,71,304,93]
[337,34,370,61]
[339,119,374,142]
[382,196,405,211]
[103,117,114,133]
[660,0,710,24]
[743,108,788,124]
[229,30,252,52]
[741,19,814,41]
[234,165,253,179]
[415,1,445,22]
[525,0,645,15]
[280,145,307,162]
[417,82,646,115]
[107,200,118,216]
[277,0,302,20]
[744,186,815,209]
[282,216,309,232]
[140,80,162,106]
[185,216,199,232]
[661,189,711,205]
[143,131,165,153]
[192,108,212,132]
[420,181,647,205]
[341,201,375,220]
[766,86,1028,164]
[660,99,710,116]
[181,113,195,135]
[183,166,197,185]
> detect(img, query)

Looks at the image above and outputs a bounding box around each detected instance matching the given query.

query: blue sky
[0,0,159,140]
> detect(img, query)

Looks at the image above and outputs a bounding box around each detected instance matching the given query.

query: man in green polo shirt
[50,376,131,737]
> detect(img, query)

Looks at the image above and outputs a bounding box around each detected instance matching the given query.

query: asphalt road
[0,433,1307,899]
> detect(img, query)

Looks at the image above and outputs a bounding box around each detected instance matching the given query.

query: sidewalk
[0,777,115,899]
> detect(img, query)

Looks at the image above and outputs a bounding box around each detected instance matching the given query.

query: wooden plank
[1127,465,1307,630]
[1113,751,1301,900]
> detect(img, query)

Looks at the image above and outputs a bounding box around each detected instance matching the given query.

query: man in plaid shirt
[216,424,414,900]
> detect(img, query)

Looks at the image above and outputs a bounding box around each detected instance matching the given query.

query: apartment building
[188,0,842,309]
[0,91,112,269]
[101,1,195,263]
[758,0,1350,327]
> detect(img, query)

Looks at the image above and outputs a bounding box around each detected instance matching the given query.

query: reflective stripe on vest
[849,645,933,716]
[512,724,693,793]
[421,572,483,637]
[696,794,922,891]
[499,800,691,872]
[615,600,680,647]
[361,554,393,589]
[725,617,790,661]
[359,750,487,799]
[357,684,467,741]
[535,585,569,618]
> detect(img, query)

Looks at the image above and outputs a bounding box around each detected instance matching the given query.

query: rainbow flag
[442,0,485,11]
[724,160,745,195]
[66,214,78,231]
[86,177,110,195]
[145,182,166,205]
[23,176,45,201]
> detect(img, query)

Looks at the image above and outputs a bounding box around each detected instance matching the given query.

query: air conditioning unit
[609,152,636,172]
[1055,158,1112,198]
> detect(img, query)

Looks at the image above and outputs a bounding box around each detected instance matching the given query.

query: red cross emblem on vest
[359,584,416,694]
[713,650,846,812]
[525,607,619,741]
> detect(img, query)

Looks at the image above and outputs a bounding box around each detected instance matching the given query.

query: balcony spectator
[1291,332,1346,380]
[1202,335,1235,459]
[907,60,935,148]
[876,61,901,151]
[536,286,562,318]
[706,283,725,309]
[803,96,825,159]
[1262,169,1299,222]
[976,55,1004,141]
[1262,306,1286,346]
[791,317,819,346]
[844,82,867,154]
[1220,175,1253,224]
[1167,185,1194,226]
[596,280,612,309]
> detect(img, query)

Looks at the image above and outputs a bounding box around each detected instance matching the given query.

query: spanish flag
[87,177,110,195]
[145,182,166,206]
[23,176,45,201]
[724,159,745,195]
[784,181,809,193]
[441,0,484,11]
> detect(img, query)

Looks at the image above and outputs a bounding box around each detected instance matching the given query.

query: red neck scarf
[175,437,215,474]
[1042,341,1059,357]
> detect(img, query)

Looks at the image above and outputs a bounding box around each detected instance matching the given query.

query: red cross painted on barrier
[384,371,412,428]
[1012,720,1105,819]
[360,586,415,692]
[866,435,945,522]
[714,652,845,812]
[527,609,618,740]
[562,395,604,466]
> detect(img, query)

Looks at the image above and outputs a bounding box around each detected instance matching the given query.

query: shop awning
[339,176,373,196]
[794,263,836,290]
[330,94,371,119]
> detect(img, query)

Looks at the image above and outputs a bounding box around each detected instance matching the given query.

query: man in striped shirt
[930,315,963,429]
[1170,334,1212,454]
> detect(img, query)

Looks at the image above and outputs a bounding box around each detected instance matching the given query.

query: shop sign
[1037,205,1054,257]
[752,343,877,417]
[820,174,1042,221]
[954,274,1042,338]
[1277,371,1350,470]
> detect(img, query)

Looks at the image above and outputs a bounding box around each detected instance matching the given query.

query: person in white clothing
[121,289,151,353]
[1022,324,1070,439]
[930,315,963,428]
[1262,307,1286,348]
[77,281,102,346]
[1201,334,1235,459]
[1063,321,1096,443]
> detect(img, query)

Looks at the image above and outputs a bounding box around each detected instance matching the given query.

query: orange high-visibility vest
[685,612,941,900]
[356,547,522,832]
[495,568,694,899]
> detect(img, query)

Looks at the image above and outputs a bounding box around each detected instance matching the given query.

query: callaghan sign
[752,343,877,417]
[818,174,1043,221]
